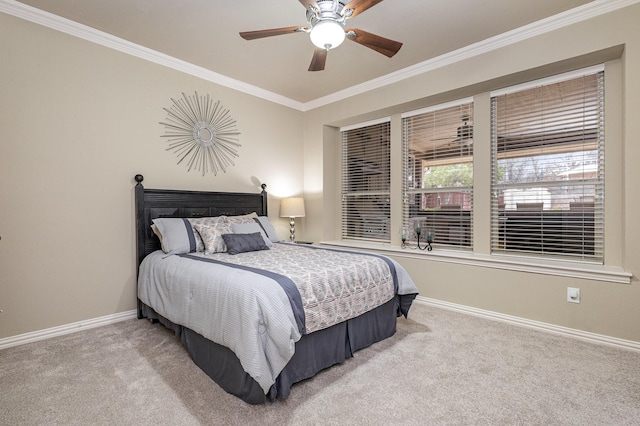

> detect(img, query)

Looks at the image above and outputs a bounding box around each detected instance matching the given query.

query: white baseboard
[0,310,138,350]
[416,296,640,352]
[3,300,639,353]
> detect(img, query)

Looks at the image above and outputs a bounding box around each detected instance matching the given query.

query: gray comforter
[137,243,418,393]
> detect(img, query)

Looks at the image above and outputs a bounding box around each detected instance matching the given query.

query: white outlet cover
[567,287,581,303]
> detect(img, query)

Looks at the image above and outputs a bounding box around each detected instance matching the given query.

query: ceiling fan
[239,0,403,71]
[432,115,474,147]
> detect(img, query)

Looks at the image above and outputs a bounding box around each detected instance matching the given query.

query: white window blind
[490,69,604,262]
[402,100,473,249]
[341,120,391,242]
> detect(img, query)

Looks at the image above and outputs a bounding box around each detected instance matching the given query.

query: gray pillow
[254,216,281,243]
[151,218,197,254]
[221,232,269,255]
[231,222,273,247]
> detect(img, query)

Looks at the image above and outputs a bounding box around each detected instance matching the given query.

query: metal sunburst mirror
[160,92,241,176]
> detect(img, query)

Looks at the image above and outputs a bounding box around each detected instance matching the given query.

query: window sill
[319,240,632,284]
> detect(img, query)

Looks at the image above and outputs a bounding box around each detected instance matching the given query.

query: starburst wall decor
[160,92,241,176]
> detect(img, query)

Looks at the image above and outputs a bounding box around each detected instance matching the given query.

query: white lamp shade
[310,20,345,50]
[280,198,306,218]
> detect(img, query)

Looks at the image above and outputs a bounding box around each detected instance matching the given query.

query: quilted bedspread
[137,243,418,393]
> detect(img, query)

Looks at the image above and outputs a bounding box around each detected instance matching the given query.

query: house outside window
[402,99,474,249]
[341,119,391,242]
[490,66,604,262]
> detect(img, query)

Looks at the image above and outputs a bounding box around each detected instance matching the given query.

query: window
[402,99,473,249]
[341,119,391,242]
[490,67,604,262]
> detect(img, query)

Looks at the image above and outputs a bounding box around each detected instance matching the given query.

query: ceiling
[11,0,599,107]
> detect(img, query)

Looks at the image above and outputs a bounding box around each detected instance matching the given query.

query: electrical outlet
[567,287,580,303]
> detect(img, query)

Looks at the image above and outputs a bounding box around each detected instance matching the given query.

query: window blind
[341,120,391,242]
[490,69,604,262]
[402,100,473,249]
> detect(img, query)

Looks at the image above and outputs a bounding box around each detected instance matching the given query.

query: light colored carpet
[2,302,640,425]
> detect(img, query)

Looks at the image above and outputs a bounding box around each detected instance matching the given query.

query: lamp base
[289,217,296,242]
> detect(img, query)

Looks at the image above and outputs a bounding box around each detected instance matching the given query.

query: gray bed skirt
[140,296,399,404]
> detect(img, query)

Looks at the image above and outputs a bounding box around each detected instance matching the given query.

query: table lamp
[280,197,306,242]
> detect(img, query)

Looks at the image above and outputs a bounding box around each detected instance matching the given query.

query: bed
[134,174,418,404]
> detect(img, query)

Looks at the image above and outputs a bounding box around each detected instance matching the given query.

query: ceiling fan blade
[346,28,402,57]
[308,48,327,71]
[240,26,306,40]
[299,0,318,10]
[341,0,384,18]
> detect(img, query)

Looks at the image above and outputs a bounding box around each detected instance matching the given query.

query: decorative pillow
[221,232,269,255]
[227,212,259,225]
[254,216,281,243]
[188,217,227,252]
[151,218,198,254]
[188,216,227,228]
[193,221,233,254]
[231,222,273,247]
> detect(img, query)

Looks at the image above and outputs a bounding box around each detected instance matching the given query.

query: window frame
[340,118,392,243]
[328,62,629,283]
[490,66,605,263]
[401,98,474,250]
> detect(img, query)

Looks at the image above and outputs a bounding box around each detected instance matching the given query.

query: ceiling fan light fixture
[239,0,401,72]
[310,20,345,50]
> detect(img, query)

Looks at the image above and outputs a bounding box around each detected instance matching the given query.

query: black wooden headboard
[134,174,268,268]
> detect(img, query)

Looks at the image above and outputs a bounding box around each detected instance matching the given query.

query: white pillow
[151,218,198,254]
[254,216,281,243]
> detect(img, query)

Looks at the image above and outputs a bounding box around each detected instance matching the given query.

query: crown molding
[0,0,305,111]
[304,0,640,110]
[2,0,638,112]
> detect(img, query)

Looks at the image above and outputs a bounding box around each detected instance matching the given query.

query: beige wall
[0,14,303,338]
[2,4,639,344]
[305,4,640,342]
